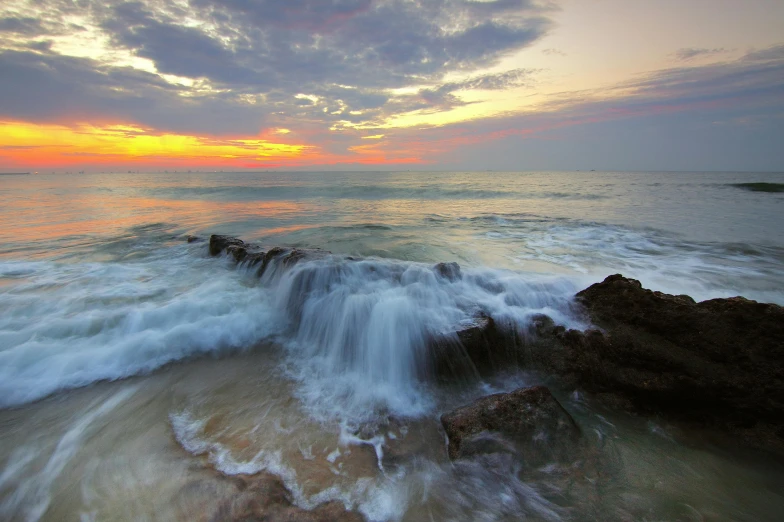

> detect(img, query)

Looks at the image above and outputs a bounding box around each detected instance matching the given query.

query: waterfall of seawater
[248,253,587,424]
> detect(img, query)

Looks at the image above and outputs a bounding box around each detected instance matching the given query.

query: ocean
[1,170,783,521]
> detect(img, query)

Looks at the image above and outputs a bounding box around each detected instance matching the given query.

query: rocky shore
[199,234,784,520]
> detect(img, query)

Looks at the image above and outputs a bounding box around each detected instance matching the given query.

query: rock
[225,245,248,262]
[532,274,784,451]
[243,251,266,267]
[456,431,519,459]
[434,262,462,281]
[209,234,246,256]
[440,385,580,462]
[207,236,327,274]
[576,274,783,368]
[209,473,364,522]
[430,313,513,380]
[257,246,328,277]
[186,235,202,243]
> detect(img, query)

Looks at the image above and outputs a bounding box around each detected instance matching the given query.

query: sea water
[1,170,783,521]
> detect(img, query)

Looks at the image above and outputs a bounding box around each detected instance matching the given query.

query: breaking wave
[0,243,585,412]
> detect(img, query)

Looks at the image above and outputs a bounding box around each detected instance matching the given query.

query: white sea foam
[0,248,279,408]
[2,222,779,421]
[483,217,784,304]
[255,254,586,423]
[169,408,409,521]
[0,241,587,421]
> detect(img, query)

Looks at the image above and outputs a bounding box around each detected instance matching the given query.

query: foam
[0,248,279,407]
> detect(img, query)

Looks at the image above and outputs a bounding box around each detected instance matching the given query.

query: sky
[0,0,782,172]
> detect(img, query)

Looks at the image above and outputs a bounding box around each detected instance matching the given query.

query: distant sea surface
[1,170,783,521]
[3,170,783,295]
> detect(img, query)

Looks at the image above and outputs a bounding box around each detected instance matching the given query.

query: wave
[0,246,280,408]
[0,243,585,413]
[253,253,585,423]
[458,213,784,305]
[3,216,781,415]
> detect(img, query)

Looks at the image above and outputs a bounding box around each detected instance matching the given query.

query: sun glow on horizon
[0,121,315,169]
[0,121,430,170]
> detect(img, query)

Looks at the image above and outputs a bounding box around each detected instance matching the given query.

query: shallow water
[1,170,783,520]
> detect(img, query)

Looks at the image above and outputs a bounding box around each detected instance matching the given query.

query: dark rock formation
[434,262,462,281]
[186,235,202,243]
[209,235,246,256]
[226,245,248,263]
[257,246,328,278]
[440,385,580,462]
[209,473,364,522]
[207,235,328,277]
[430,313,516,380]
[533,274,784,449]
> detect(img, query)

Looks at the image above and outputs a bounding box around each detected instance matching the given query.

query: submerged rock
[440,385,580,462]
[434,261,462,281]
[186,235,202,243]
[209,473,364,522]
[533,274,784,449]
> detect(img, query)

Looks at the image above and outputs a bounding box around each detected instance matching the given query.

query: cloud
[0,16,45,35]
[0,0,555,138]
[412,68,534,110]
[95,0,552,91]
[0,49,271,135]
[743,44,784,62]
[348,45,784,167]
[673,47,728,61]
[0,0,781,170]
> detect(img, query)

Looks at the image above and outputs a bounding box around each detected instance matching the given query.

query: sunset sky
[1,0,782,172]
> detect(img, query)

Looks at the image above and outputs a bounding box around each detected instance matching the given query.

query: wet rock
[456,431,519,459]
[209,473,364,522]
[431,312,529,381]
[186,235,202,243]
[434,262,462,281]
[209,235,246,256]
[207,236,328,275]
[226,245,248,263]
[440,385,580,462]
[243,252,266,268]
[532,274,784,450]
[257,246,328,277]
[430,313,507,380]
